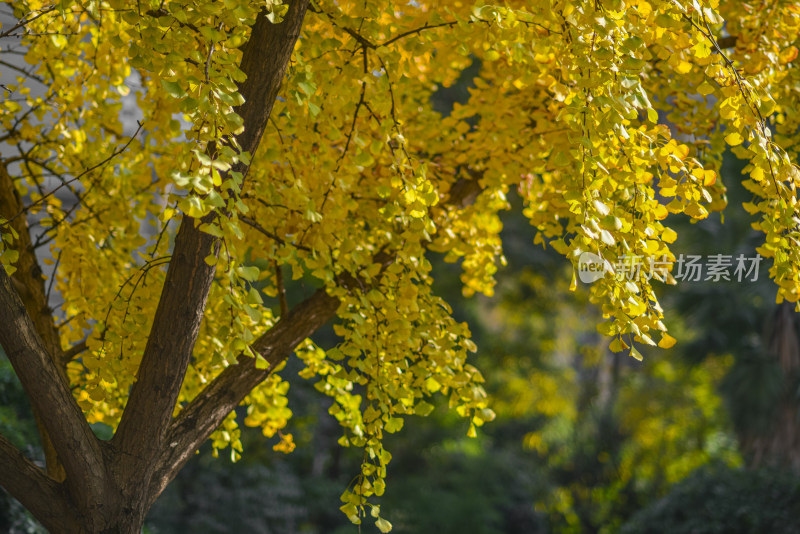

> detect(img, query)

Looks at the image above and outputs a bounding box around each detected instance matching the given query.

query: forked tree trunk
[0,2,314,532]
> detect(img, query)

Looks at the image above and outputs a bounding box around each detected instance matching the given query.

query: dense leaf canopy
[1,0,800,530]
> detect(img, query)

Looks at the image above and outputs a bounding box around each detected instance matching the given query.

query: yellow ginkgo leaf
[658,334,677,349]
[725,132,744,146]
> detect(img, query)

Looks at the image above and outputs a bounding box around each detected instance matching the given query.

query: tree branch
[0,433,79,532]
[717,35,737,49]
[111,213,220,469]
[112,0,310,494]
[234,0,311,171]
[145,162,480,502]
[0,268,106,517]
[147,287,339,505]
[147,250,395,503]
[0,161,68,479]
[0,165,58,352]
[60,339,88,365]
[137,0,498,506]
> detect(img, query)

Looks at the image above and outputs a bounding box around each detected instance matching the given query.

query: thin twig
[274,260,288,317]
[0,6,57,39]
[44,250,61,304]
[239,215,311,251]
[1,122,144,227]
[61,340,88,363]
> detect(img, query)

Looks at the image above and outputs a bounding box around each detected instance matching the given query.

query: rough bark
[0,263,108,530]
[147,252,397,504]
[0,434,79,533]
[0,2,490,530]
[147,287,339,505]
[0,2,310,532]
[0,162,67,480]
[109,1,311,530]
[113,0,309,462]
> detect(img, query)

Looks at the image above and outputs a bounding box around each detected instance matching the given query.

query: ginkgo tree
[1,0,799,532]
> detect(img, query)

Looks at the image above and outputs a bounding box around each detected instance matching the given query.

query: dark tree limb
[147,252,401,504]
[717,35,737,49]
[60,338,88,364]
[144,147,487,503]
[233,0,311,165]
[111,0,310,512]
[111,215,220,470]
[147,287,338,505]
[0,162,62,359]
[0,161,67,480]
[0,434,79,533]
[0,267,107,524]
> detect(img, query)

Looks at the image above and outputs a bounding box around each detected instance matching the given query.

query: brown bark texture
[0,2,317,532]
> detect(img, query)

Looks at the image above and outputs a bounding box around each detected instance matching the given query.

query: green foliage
[0,356,39,452]
[0,351,44,534]
[720,354,784,436]
[148,457,307,534]
[620,465,800,534]
[443,194,740,533]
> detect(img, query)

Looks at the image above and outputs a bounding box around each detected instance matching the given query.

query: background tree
[2,0,800,533]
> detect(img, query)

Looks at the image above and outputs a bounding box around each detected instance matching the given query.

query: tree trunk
[0,2,312,532]
[741,302,800,472]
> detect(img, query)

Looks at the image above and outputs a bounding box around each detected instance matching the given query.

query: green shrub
[620,465,800,534]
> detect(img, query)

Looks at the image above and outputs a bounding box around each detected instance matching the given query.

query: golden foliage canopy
[2,0,800,529]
